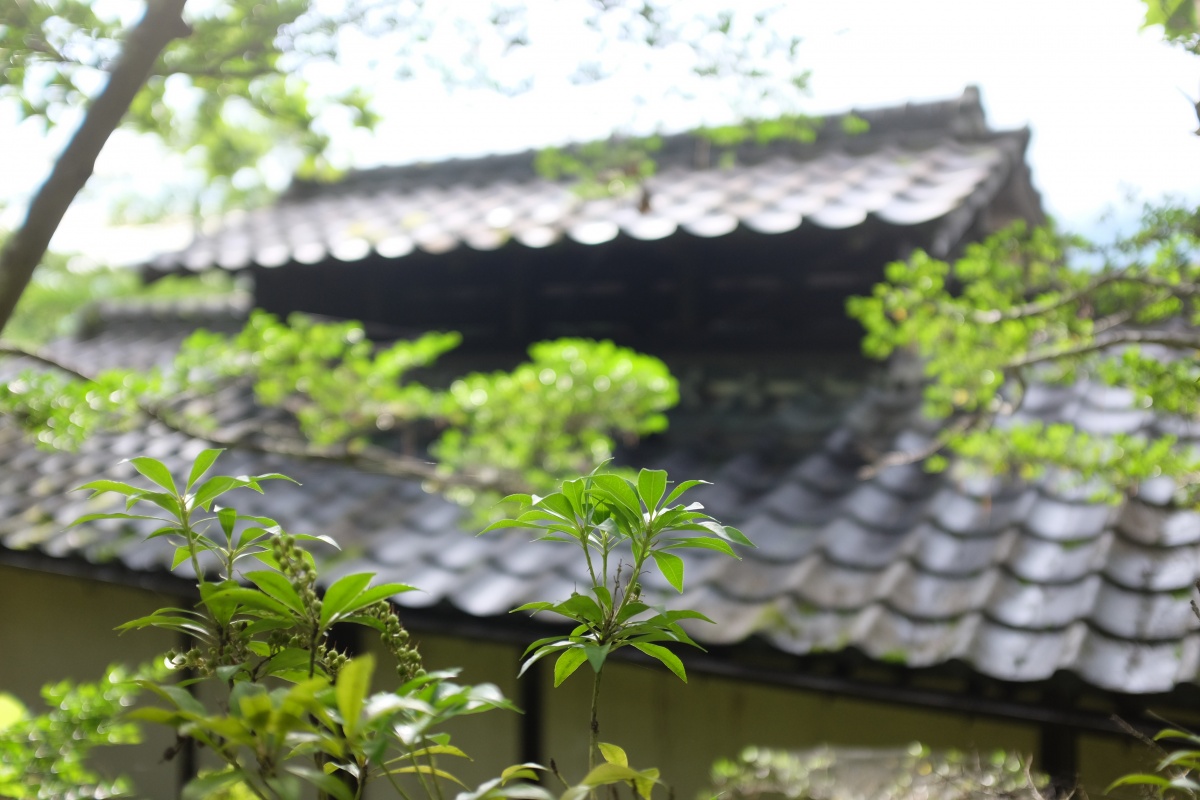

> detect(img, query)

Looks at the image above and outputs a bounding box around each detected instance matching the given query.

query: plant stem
[383,768,418,800]
[588,668,603,772]
[422,747,447,800]
[181,515,206,587]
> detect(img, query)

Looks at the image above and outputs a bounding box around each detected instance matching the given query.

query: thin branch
[0,343,529,496]
[1008,328,1200,369]
[970,271,1130,324]
[857,415,976,479]
[0,0,193,334]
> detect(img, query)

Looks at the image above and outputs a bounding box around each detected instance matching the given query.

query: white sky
[2,0,1199,264]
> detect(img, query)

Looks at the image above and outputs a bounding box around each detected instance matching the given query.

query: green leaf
[632,642,687,682]
[320,572,374,627]
[518,645,569,679]
[244,571,306,615]
[583,643,611,673]
[73,479,142,497]
[0,693,27,731]
[126,456,178,494]
[183,770,245,800]
[651,551,684,593]
[286,766,354,800]
[664,536,737,558]
[556,593,604,626]
[336,654,375,737]
[335,583,416,618]
[291,532,340,549]
[186,449,225,490]
[597,742,628,767]
[215,664,241,682]
[592,474,642,517]
[171,546,193,571]
[217,507,238,540]
[139,681,206,715]
[511,601,556,614]
[581,763,643,786]
[480,519,528,535]
[553,647,589,687]
[501,763,546,784]
[637,469,667,511]
[537,492,577,522]
[388,765,467,787]
[720,525,753,547]
[250,472,300,484]
[209,586,296,620]
[193,476,247,509]
[663,479,709,507]
[1107,774,1172,791]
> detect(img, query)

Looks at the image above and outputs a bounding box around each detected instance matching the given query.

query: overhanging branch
[0,343,529,496]
[1009,328,1200,369]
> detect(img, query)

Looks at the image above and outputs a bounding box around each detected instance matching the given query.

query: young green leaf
[662,479,710,508]
[592,474,642,518]
[556,593,605,626]
[552,647,589,687]
[651,550,684,593]
[73,479,143,497]
[336,654,374,737]
[632,642,687,682]
[244,571,306,615]
[598,742,628,767]
[192,476,249,510]
[186,449,225,491]
[319,572,374,626]
[637,469,667,511]
[583,643,611,673]
[126,457,178,494]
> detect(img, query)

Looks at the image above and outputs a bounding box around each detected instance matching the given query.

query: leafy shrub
[0,664,150,800]
[37,450,751,799]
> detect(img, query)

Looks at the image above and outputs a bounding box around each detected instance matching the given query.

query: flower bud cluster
[272,534,319,621]
[368,601,424,682]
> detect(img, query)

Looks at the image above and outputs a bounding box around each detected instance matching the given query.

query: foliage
[483,467,753,770]
[2,1,820,220]
[1,0,393,214]
[846,211,1200,502]
[3,252,237,347]
[1142,0,1200,54]
[75,449,523,800]
[0,311,678,500]
[709,743,1049,800]
[1110,727,1200,798]
[434,340,677,500]
[0,664,147,800]
[46,449,746,799]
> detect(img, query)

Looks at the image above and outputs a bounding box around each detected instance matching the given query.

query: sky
[2,0,1199,265]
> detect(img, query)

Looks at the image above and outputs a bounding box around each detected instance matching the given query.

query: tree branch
[857,415,977,479]
[970,271,1130,324]
[1008,328,1200,369]
[0,0,192,334]
[0,343,528,496]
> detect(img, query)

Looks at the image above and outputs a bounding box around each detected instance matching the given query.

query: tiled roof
[3,307,1199,697]
[146,87,1039,274]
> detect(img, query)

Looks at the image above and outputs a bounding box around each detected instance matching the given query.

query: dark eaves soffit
[146,87,1040,275]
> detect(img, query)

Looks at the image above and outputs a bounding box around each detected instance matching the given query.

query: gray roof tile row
[147,89,1030,274]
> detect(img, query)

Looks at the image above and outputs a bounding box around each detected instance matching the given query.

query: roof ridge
[282,86,997,199]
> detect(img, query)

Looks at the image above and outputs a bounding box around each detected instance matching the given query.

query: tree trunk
[0,0,192,334]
